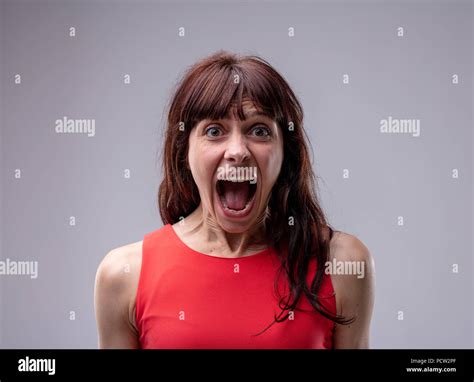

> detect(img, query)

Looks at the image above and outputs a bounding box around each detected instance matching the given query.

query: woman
[94,51,375,349]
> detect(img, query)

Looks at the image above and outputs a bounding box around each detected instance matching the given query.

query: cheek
[188,137,220,188]
[258,144,283,186]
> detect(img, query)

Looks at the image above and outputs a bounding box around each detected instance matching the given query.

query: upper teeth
[221,177,257,183]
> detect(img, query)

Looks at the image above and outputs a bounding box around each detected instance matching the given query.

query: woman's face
[187,100,284,233]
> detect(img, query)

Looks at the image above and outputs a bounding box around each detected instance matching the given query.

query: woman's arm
[329,233,376,349]
[94,243,142,349]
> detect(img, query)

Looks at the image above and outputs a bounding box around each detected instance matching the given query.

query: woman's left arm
[330,233,376,349]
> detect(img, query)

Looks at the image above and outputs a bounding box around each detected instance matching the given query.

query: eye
[250,125,271,138]
[205,125,223,138]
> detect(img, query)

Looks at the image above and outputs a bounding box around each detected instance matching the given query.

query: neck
[177,203,269,257]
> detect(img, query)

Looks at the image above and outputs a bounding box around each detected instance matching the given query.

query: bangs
[179,60,287,127]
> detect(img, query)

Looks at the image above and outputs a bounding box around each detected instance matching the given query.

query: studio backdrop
[0,0,472,348]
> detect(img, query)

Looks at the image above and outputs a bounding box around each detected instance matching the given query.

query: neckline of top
[167,223,273,261]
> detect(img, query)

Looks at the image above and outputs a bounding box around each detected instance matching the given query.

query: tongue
[223,181,249,210]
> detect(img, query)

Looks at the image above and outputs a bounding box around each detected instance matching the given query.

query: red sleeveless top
[135,224,337,349]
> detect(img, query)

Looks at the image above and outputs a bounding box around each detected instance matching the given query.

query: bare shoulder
[327,230,376,323]
[326,230,376,348]
[329,230,374,265]
[96,241,143,290]
[95,241,143,330]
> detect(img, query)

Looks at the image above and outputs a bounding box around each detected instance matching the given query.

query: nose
[223,130,251,164]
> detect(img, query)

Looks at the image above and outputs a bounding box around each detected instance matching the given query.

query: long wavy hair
[158,50,354,334]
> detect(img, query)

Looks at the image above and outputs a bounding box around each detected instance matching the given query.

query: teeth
[221,177,257,183]
[217,175,258,182]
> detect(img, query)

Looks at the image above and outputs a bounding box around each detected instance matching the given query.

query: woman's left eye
[250,125,270,137]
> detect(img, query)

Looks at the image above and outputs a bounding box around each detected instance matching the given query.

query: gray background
[0,0,472,348]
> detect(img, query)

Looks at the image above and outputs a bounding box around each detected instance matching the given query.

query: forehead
[222,100,272,121]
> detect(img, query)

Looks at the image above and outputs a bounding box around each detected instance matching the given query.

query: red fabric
[135,223,336,349]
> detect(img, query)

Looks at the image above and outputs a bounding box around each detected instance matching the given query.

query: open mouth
[216,178,257,212]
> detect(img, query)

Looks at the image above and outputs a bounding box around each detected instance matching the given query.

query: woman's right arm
[94,244,142,349]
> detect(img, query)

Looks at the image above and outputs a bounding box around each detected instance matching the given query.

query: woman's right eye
[205,126,222,138]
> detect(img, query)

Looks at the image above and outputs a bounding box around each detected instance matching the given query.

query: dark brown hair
[158,50,354,334]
